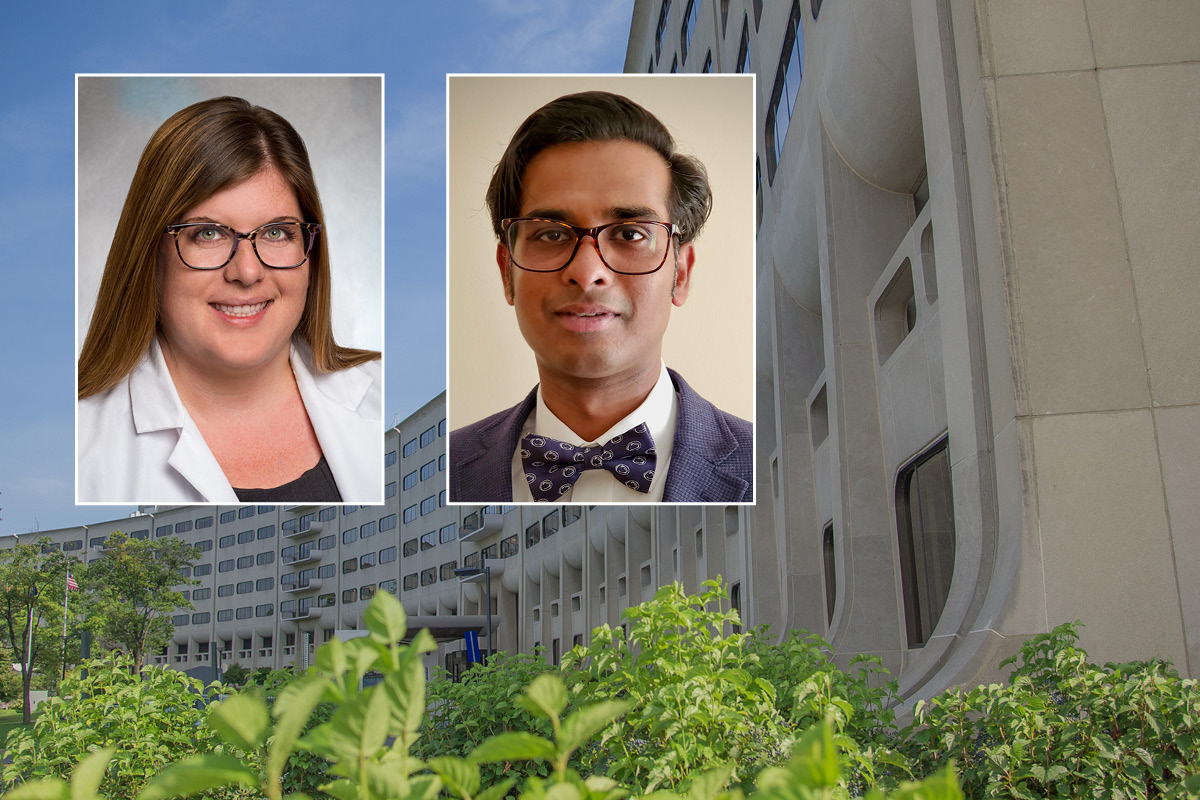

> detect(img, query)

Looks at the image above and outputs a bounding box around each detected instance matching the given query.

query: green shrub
[418,649,557,790]
[563,579,791,793]
[901,623,1200,799]
[1,653,239,798]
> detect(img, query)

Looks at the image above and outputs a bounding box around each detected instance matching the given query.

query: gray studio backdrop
[76,75,383,356]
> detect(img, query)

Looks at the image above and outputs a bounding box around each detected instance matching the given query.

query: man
[449,90,752,503]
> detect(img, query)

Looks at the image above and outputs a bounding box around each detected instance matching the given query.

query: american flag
[66,574,80,591]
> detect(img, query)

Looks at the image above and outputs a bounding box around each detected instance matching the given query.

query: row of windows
[401,419,447,457]
[176,603,273,625]
[217,526,275,548]
[217,506,274,525]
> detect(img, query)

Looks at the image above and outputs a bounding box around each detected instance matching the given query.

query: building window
[255,550,273,567]
[257,505,275,513]
[360,552,377,570]
[256,604,273,618]
[173,614,189,627]
[155,525,171,538]
[236,555,253,569]
[403,505,418,523]
[752,0,763,27]
[403,573,418,591]
[420,531,437,550]
[195,516,213,529]
[219,534,235,548]
[439,522,457,543]
[403,471,418,490]
[318,534,335,550]
[439,561,458,581]
[238,506,256,520]
[655,0,672,61]
[421,461,436,481]
[438,418,446,436]
[257,525,275,540]
[702,49,713,73]
[238,529,254,544]
[196,539,213,552]
[680,0,698,63]
[318,563,335,579]
[729,582,742,633]
[670,55,678,73]
[64,539,83,552]
[500,534,519,558]
[319,506,337,522]
[343,558,358,574]
[361,520,377,539]
[439,453,447,471]
[543,509,560,538]
[439,490,447,507]
[343,528,358,545]
[379,579,397,596]
[342,588,358,604]
[379,514,397,532]
[822,522,836,626]
[720,0,729,35]
[896,438,956,648]
[193,564,212,577]
[380,546,397,564]
[218,584,233,597]
[562,506,581,527]
[218,559,234,573]
[385,449,397,467]
[403,539,418,557]
[420,426,436,448]
[235,606,252,620]
[360,584,376,602]
[175,520,192,534]
[237,581,253,594]
[220,510,237,524]
[385,481,397,499]
[256,577,274,592]
[420,495,437,516]
[736,15,751,73]
[526,521,541,548]
[217,609,233,622]
[403,438,417,457]
[193,588,211,601]
[766,0,804,179]
[420,567,437,587]
[756,158,764,229]
[811,0,822,20]
[317,593,335,607]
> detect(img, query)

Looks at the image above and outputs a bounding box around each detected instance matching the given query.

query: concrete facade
[626,0,1199,701]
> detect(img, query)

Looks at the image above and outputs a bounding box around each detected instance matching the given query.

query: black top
[233,455,342,503]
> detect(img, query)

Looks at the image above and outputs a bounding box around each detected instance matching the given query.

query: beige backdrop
[447,74,756,430]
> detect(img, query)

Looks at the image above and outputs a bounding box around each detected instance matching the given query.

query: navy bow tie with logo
[520,425,657,502]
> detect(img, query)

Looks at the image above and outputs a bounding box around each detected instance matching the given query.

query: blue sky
[0,0,636,536]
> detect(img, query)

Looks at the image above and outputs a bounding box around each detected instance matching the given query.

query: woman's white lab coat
[77,337,382,504]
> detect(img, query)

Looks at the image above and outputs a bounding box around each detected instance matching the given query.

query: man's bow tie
[520,425,657,502]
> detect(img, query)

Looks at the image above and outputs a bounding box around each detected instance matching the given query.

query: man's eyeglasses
[164,221,321,270]
[501,218,679,275]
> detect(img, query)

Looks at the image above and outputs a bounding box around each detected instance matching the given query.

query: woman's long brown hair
[78,96,378,400]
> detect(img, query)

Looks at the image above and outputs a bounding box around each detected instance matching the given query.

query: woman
[77,96,382,504]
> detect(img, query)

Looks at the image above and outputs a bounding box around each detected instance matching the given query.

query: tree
[0,538,74,723]
[80,531,199,670]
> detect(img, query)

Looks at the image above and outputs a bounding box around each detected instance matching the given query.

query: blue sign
[464,630,481,663]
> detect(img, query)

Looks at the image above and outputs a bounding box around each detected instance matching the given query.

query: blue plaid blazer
[448,370,753,503]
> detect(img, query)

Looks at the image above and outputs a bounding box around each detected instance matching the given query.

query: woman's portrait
[76,76,383,504]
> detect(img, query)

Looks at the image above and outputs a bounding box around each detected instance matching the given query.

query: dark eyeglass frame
[163,221,322,270]
[500,217,680,275]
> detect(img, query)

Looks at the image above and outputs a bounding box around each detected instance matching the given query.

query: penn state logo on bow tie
[520,425,657,502]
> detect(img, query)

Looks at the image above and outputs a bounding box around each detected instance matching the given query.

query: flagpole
[61,571,69,682]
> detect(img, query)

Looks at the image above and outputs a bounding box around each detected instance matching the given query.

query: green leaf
[522,674,568,720]
[787,720,840,788]
[545,783,581,800]
[685,762,734,800]
[136,755,258,800]
[470,731,558,763]
[475,778,517,800]
[406,775,444,800]
[3,779,70,800]
[363,589,408,645]
[326,688,390,763]
[208,693,270,752]
[381,657,426,736]
[318,778,357,800]
[557,700,632,757]
[268,676,329,789]
[427,756,481,798]
[70,746,116,800]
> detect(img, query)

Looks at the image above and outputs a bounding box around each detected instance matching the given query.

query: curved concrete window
[822,522,836,626]
[895,438,956,647]
[765,0,804,179]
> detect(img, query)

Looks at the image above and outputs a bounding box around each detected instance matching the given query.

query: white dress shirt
[510,363,678,503]
[78,336,382,505]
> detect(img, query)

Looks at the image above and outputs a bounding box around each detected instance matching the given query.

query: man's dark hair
[486,91,712,244]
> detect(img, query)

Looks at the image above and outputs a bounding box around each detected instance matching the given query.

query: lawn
[0,709,35,753]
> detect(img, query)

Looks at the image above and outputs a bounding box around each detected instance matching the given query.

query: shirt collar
[530,362,675,448]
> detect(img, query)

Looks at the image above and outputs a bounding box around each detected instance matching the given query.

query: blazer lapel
[449,388,537,503]
[662,370,752,502]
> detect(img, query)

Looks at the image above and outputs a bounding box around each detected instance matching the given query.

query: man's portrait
[447,75,754,504]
